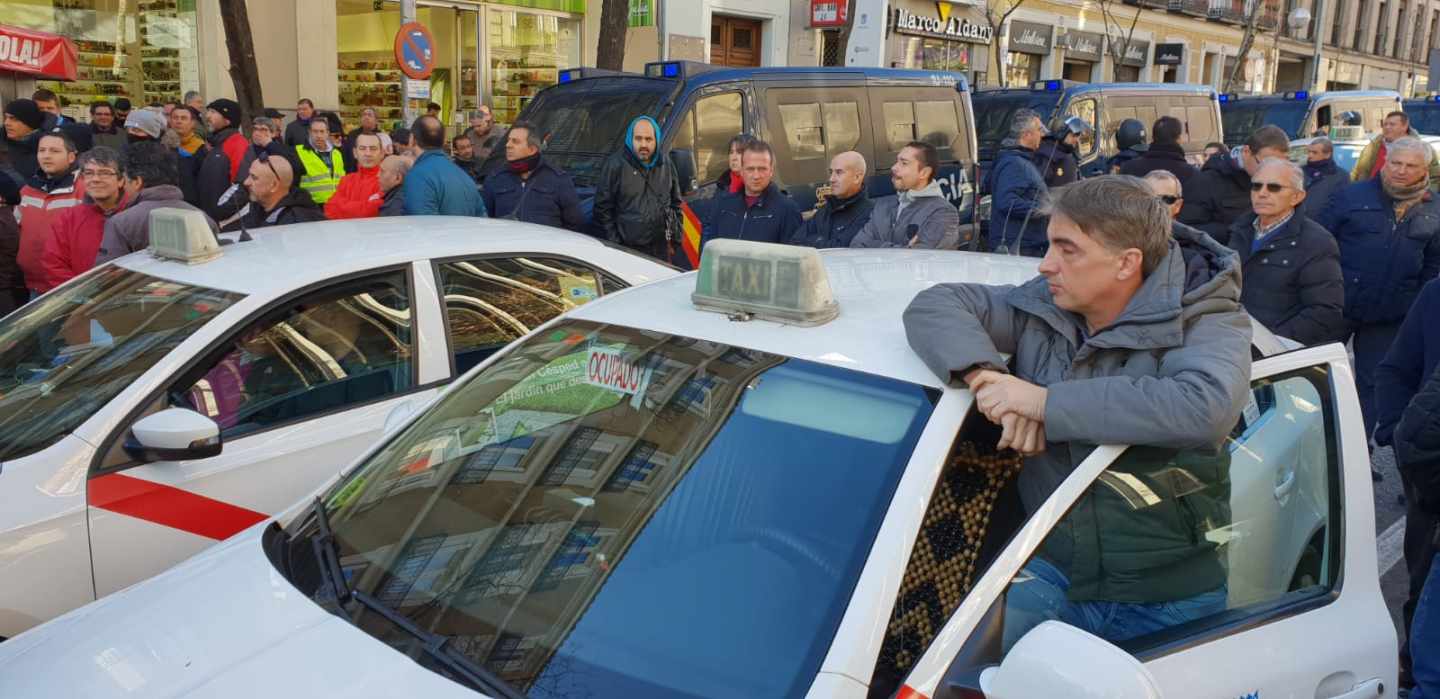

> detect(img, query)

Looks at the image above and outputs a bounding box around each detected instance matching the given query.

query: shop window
[628,0,654,27]
[1065,98,1098,157]
[670,92,745,184]
[1004,54,1041,89]
[16,1,199,121]
[915,101,961,155]
[489,9,582,124]
[437,256,603,375]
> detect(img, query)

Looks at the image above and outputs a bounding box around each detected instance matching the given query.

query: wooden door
[711,16,762,67]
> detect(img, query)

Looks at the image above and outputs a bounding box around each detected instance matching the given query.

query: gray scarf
[1383,175,1429,208]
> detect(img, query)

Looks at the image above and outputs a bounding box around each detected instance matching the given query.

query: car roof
[568,249,1043,389]
[683,66,970,89]
[115,216,655,296]
[1224,89,1401,103]
[975,82,1215,96]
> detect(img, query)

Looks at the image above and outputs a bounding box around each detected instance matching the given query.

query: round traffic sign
[394,21,436,81]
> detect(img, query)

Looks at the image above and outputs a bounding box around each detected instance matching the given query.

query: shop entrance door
[711,16,762,67]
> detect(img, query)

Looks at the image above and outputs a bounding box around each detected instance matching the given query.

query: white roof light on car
[148,208,222,264]
[691,240,838,326]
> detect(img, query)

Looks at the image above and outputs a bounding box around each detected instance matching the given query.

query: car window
[300,321,940,698]
[670,91,744,185]
[0,267,244,461]
[171,272,413,439]
[436,256,602,376]
[1065,98,1097,156]
[998,367,1339,656]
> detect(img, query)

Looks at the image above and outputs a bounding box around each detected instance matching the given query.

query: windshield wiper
[349,589,527,699]
[306,497,353,612]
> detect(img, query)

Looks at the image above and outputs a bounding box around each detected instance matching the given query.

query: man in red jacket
[15,130,83,298]
[42,147,128,290]
[324,132,385,219]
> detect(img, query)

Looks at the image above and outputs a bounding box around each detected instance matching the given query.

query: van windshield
[486,78,674,187]
[297,320,938,697]
[1221,100,1310,143]
[972,91,1062,159]
[1407,104,1440,137]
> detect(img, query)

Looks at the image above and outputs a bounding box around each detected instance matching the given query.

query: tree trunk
[218,0,263,131]
[994,24,1008,86]
[596,0,630,71]
[1223,0,1268,93]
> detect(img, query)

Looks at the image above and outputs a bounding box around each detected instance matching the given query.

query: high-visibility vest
[295,145,344,204]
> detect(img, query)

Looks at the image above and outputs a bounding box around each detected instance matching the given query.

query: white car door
[86,263,450,596]
[879,343,1394,699]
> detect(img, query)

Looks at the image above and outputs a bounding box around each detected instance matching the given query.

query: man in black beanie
[113,98,132,125]
[197,98,251,221]
[3,99,46,180]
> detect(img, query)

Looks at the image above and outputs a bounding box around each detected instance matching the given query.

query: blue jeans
[1003,558,1229,650]
[1412,552,1440,699]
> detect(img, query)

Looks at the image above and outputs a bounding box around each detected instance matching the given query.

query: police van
[1403,95,1440,135]
[972,80,1223,179]
[0,242,1394,699]
[487,61,981,267]
[1220,89,1402,145]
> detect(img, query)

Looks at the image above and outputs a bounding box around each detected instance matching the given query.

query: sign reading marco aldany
[893,4,995,44]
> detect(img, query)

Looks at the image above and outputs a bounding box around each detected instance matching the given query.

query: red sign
[811,0,848,27]
[0,24,77,81]
[393,21,437,81]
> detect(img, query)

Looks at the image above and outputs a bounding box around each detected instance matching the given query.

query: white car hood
[0,524,482,698]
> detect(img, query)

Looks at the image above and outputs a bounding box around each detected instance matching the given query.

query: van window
[764,86,870,188]
[883,101,917,151]
[1065,98,1097,157]
[824,101,862,154]
[1186,104,1219,145]
[778,103,826,161]
[670,91,744,185]
[872,86,974,166]
[916,100,962,153]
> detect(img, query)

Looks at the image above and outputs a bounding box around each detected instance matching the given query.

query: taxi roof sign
[148,208,222,264]
[692,240,838,326]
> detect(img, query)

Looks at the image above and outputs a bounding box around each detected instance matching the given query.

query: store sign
[1154,42,1184,65]
[0,23,77,81]
[1119,39,1149,67]
[811,0,848,27]
[405,79,431,99]
[1062,30,1104,62]
[892,4,994,44]
[1007,20,1051,55]
[393,21,437,80]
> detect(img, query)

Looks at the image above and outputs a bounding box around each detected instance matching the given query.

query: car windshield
[1222,101,1310,143]
[1332,144,1365,175]
[0,266,244,460]
[483,78,674,188]
[1407,105,1440,137]
[972,91,1061,159]
[302,320,938,697]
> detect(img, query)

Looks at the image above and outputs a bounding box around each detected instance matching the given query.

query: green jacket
[1350,129,1440,184]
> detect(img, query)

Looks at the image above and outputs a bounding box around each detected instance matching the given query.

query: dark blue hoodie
[985,145,1049,255]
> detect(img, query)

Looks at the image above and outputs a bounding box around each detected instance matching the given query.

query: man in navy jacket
[699,139,802,250]
[481,120,583,231]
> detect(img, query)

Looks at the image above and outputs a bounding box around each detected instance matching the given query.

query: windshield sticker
[558,275,598,306]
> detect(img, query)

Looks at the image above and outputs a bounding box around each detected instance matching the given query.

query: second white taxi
[0,214,675,639]
[0,241,1394,699]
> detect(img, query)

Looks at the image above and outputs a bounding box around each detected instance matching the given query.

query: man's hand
[971,371,1048,423]
[998,413,1047,455]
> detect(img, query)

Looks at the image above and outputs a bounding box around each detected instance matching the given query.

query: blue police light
[1432,95,1440,102]
[1218,94,1230,103]
[1292,90,1309,100]
[643,61,684,78]
[558,69,576,83]
[663,63,680,77]
[1044,80,1063,91]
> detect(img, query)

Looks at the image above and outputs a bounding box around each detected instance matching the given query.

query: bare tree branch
[984,0,1033,86]
[1096,0,1144,81]
[1222,0,1270,92]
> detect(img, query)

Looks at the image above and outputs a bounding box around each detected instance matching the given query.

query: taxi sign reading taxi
[394,21,436,80]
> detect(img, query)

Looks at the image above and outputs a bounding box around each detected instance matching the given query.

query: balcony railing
[1167,0,1211,16]
[1207,0,1280,25]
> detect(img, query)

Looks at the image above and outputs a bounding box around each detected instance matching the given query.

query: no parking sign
[394,21,436,80]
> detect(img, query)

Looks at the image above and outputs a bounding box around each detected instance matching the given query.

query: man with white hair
[1222,158,1344,346]
[790,150,874,248]
[1320,136,1440,445]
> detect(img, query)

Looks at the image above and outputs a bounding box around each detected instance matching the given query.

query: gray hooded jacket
[903,224,1253,514]
[97,185,218,265]
[850,180,960,249]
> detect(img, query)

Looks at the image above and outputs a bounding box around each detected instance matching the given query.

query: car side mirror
[124,408,223,463]
[670,148,697,195]
[942,622,1163,699]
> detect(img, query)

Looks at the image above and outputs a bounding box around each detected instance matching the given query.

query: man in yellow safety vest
[294,115,344,205]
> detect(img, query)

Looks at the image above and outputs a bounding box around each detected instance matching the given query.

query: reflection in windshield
[1221,101,1310,143]
[307,321,938,697]
[971,92,1061,158]
[0,267,243,461]
[484,78,673,187]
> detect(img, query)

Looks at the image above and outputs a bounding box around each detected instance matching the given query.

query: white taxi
[0,213,675,640]
[0,242,1393,699]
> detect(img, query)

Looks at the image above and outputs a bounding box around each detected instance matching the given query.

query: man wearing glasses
[96,141,218,266]
[41,146,129,289]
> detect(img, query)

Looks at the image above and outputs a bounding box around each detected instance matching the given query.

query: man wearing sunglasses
[1222,158,1345,347]
[230,151,324,231]
[1179,125,1290,246]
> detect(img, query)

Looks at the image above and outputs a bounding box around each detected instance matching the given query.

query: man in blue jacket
[1319,136,1440,446]
[402,116,487,217]
[481,120,584,231]
[986,109,1049,256]
[699,139,803,250]
[1376,278,1440,692]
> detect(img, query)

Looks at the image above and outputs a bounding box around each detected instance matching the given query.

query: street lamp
[1286,3,1325,91]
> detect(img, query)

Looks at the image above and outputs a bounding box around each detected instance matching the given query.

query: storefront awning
[0,24,78,81]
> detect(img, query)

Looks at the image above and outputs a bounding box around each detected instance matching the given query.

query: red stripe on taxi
[898,686,929,699]
[89,472,269,541]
